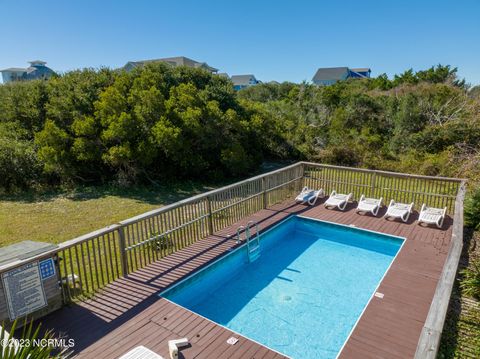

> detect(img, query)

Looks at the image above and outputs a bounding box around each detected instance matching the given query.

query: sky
[1,0,479,85]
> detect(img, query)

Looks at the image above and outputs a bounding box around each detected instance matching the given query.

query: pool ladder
[236,221,261,262]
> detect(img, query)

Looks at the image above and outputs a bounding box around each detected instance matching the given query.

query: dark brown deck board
[38,199,453,358]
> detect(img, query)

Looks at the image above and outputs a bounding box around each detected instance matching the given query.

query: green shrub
[460,260,480,299]
[0,64,478,192]
[0,123,40,192]
[220,142,252,176]
[465,187,480,230]
[318,145,361,167]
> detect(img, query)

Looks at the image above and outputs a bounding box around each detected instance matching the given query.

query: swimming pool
[162,215,404,359]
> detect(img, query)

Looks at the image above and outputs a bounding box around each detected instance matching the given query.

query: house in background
[349,68,371,78]
[312,67,371,86]
[231,74,261,90]
[123,56,218,73]
[0,60,56,83]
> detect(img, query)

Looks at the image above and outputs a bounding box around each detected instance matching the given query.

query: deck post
[300,162,306,191]
[118,225,128,277]
[262,177,268,209]
[371,171,377,197]
[206,196,214,235]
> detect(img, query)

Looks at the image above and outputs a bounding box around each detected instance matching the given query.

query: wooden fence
[0,162,464,306]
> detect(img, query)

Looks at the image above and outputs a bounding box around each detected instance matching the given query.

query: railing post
[300,162,306,191]
[371,171,377,197]
[206,196,214,235]
[118,225,128,277]
[262,177,268,209]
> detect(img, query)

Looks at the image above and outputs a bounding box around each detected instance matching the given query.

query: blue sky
[1,0,479,84]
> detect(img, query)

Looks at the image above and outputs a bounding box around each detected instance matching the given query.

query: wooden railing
[116,163,304,276]
[414,180,467,358]
[0,162,464,306]
[303,162,461,213]
[56,225,123,301]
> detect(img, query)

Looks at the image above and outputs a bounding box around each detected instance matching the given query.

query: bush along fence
[0,162,465,325]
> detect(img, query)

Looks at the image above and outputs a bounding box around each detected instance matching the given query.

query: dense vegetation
[1,64,479,194]
[239,66,480,183]
[0,64,265,190]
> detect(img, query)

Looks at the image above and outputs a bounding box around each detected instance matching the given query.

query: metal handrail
[236,225,245,244]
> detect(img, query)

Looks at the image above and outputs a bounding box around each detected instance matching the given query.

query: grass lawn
[439,229,480,358]
[0,182,216,247]
[0,162,292,247]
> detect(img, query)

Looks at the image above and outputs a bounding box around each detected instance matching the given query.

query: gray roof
[350,68,371,73]
[0,240,58,266]
[231,74,257,86]
[312,67,349,82]
[1,64,56,81]
[1,61,53,75]
[125,56,218,72]
[29,60,47,65]
[0,67,28,73]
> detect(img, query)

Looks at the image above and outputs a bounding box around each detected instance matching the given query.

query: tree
[416,64,465,87]
[0,122,40,191]
[0,80,48,135]
[0,63,478,191]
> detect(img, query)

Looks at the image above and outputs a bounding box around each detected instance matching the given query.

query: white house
[1,60,56,83]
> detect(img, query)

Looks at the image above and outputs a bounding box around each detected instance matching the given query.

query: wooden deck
[40,199,453,359]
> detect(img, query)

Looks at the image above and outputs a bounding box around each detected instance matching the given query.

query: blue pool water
[163,216,403,359]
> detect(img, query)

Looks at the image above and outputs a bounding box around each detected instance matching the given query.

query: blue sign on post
[39,258,55,280]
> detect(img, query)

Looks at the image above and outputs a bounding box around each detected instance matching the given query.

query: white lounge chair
[356,195,383,216]
[384,200,414,222]
[418,204,447,228]
[295,186,325,205]
[119,346,165,359]
[324,191,353,211]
